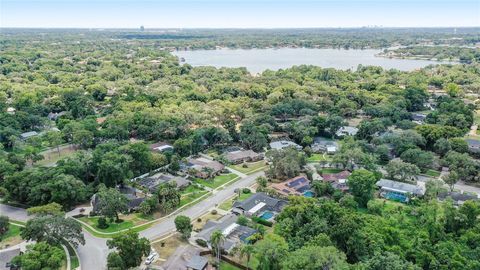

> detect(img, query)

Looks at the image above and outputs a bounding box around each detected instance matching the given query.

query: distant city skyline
[1,0,479,28]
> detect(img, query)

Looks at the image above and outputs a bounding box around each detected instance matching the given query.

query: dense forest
[1,29,480,269]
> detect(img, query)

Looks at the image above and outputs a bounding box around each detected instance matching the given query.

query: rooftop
[269,140,302,150]
[233,192,287,214]
[376,179,425,196]
[186,255,208,270]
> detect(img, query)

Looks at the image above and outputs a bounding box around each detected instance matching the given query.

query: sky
[1,0,479,28]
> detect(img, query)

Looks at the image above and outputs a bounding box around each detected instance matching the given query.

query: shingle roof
[186,255,208,270]
[233,192,287,213]
[376,179,425,196]
[225,150,261,162]
[269,140,302,150]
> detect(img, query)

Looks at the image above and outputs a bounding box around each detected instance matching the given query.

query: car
[145,252,158,265]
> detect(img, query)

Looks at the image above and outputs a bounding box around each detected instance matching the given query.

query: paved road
[140,170,263,239]
[0,204,29,222]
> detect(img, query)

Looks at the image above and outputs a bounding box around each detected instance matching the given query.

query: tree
[107,231,150,269]
[400,148,434,172]
[445,83,463,97]
[266,148,305,180]
[11,242,65,270]
[360,251,419,270]
[27,202,64,216]
[72,129,94,149]
[239,122,268,152]
[347,169,378,207]
[43,131,63,156]
[210,230,225,266]
[339,194,358,209]
[107,252,126,270]
[0,215,9,239]
[255,233,288,270]
[311,180,334,197]
[21,215,85,247]
[281,246,349,270]
[386,159,420,182]
[239,244,255,269]
[256,176,268,189]
[157,182,180,212]
[174,215,192,239]
[442,171,459,192]
[433,138,451,156]
[404,87,428,112]
[95,186,129,222]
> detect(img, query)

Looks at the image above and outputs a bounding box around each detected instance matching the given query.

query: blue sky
[1,0,479,28]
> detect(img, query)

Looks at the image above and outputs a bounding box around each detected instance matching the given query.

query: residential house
[271,176,311,197]
[466,139,480,154]
[149,141,174,153]
[186,255,208,270]
[411,113,427,124]
[336,126,359,137]
[232,192,287,221]
[47,111,67,121]
[224,149,263,164]
[19,131,38,140]
[194,214,257,254]
[269,140,302,151]
[91,186,145,213]
[0,248,21,270]
[438,191,479,206]
[138,172,189,193]
[320,170,351,191]
[376,179,425,203]
[311,137,339,154]
[186,157,225,179]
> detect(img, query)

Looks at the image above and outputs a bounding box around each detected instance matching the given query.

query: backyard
[230,160,267,174]
[0,223,22,249]
[306,153,332,163]
[35,145,78,167]
[193,173,238,189]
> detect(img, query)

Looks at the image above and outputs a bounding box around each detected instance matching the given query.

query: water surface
[173,48,453,73]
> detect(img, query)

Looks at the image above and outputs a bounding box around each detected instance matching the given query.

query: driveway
[140,171,264,239]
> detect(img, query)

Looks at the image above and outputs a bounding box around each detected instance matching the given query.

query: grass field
[79,214,148,233]
[36,145,77,167]
[230,161,267,174]
[0,223,22,249]
[306,153,332,163]
[180,190,209,207]
[425,169,441,178]
[318,168,344,174]
[193,211,223,230]
[193,173,238,189]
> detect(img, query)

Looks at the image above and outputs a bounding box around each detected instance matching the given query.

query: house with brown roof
[271,176,311,197]
[224,149,263,164]
[186,157,225,179]
[320,170,351,191]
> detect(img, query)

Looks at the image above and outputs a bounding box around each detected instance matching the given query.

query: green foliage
[27,202,64,216]
[266,148,306,180]
[22,215,85,247]
[255,233,288,270]
[0,215,9,239]
[281,245,349,270]
[94,185,129,221]
[174,215,192,239]
[347,169,378,207]
[12,242,65,270]
[97,217,109,229]
[157,182,181,212]
[106,231,150,269]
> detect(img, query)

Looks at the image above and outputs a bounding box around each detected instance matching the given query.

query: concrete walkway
[226,166,248,178]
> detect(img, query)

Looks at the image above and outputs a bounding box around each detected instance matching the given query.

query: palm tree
[210,230,225,267]
[239,243,254,269]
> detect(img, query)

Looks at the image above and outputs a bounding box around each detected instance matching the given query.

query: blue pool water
[260,211,274,220]
[385,192,408,203]
[303,191,314,198]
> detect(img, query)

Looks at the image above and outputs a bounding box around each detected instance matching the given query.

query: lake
[173,48,453,73]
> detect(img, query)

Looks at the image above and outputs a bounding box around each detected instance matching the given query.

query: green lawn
[306,153,332,163]
[180,184,205,195]
[425,169,441,178]
[36,146,77,167]
[0,223,22,249]
[180,190,209,207]
[193,173,238,189]
[78,215,147,233]
[318,168,343,174]
[230,161,267,174]
[220,262,242,270]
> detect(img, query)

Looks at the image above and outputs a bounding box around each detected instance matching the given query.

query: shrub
[97,217,109,229]
[252,216,273,227]
[242,163,248,168]
[197,218,202,222]
[211,209,217,215]
[242,188,251,194]
[196,239,208,247]
[237,215,249,226]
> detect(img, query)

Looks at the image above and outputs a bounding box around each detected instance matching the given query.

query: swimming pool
[260,211,274,220]
[385,192,408,203]
[303,191,314,198]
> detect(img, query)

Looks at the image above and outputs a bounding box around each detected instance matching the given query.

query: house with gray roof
[232,192,287,220]
[438,191,479,206]
[336,126,359,137]
[138,172,189,193]
[224,149,263,164]
[186,255,208,270]
[269,140,302,151]
[466,139,480,153]
[19,131,38,140]
[194,214,257,254]
[376,179,425,203]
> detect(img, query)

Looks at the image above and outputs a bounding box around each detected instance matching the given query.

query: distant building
[376,179,425,203]
[149,141,174,153]
[185,157,225,179]
[269,140,302,151]
[224,149,263,164]
[438,191,478,206]
[311,137,338,154]
[466,139,480,154]
[336,126,359,137]
[91,186,145,213]
[272,176,311,197]
[232,192,287,221]
[194,214,257,254]
[20,131,38,140]
[320,170,351,191]
[411,113,427,124]
[138,172,189,193]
